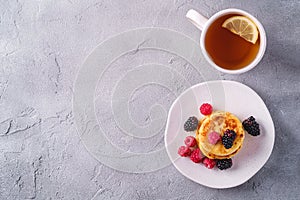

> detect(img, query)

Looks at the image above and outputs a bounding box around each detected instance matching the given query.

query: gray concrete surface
[0,0,299,199]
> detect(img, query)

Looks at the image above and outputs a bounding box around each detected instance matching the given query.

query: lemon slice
[222,16,259,44]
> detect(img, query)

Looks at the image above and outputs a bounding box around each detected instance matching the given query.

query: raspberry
[242,116,260,136]
[190,148,204,163]
[216,159,233,170]
[222,129,236,149]
[200,103,213,115]
[178,146,191,157]
[184,136,197,147]
[184,116,199,132]
[208,131,221,144]
[202,158,216,169]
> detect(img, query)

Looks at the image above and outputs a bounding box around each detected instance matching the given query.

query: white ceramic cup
[186,8,267,74]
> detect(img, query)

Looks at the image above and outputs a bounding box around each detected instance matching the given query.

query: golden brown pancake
[197,111,245,158]
[199,143,242,159]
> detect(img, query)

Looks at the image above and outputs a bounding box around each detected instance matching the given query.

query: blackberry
[216,159,233,170]
[222,129,236,149]
[184,116,198,132]
[242,116,260,136]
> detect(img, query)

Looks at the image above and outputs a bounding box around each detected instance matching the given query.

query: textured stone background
[0,0,300,199]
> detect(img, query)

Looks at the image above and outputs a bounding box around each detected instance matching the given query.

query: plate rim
[164,80,275,189]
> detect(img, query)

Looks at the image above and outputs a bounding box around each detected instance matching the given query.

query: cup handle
[186,9,208,31]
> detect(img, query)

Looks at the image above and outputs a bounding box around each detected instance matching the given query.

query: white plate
[164,80,275,189]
